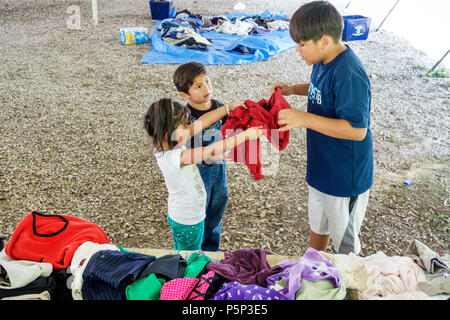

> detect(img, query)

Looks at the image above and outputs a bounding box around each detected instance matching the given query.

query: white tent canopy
[331,0,450,69]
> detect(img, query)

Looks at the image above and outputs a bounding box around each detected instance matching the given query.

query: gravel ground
[0,0,448,258]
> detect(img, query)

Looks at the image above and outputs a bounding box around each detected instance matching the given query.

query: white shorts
[308,185,370,255]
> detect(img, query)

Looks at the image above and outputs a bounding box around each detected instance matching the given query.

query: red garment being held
[221,87,291,180]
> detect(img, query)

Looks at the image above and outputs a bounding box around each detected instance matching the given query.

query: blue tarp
[140,13,296,65]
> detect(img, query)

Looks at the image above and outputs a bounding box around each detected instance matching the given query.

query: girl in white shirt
[144,98,262,250]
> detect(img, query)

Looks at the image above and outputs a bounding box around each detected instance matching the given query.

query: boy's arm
[278,109,367,141]
[271,83,310,96]
[187,102,244,138]
[179,127,263,167]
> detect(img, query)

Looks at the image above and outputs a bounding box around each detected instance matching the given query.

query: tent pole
[427,49,450,76]
[375,0,400,32]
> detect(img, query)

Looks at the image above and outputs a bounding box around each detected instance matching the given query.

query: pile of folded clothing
[156,9,291,51]
[158,18,213,51]
[215,15,290,36]
[1,211,449,300]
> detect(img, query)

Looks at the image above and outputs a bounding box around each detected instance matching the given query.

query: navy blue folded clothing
[138,254,186,280]
[82,250,156,300]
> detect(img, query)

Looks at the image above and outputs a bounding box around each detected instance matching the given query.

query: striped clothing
[82,250,156,300]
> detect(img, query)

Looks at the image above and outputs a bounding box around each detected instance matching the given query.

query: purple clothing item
[266,247,342,300]
[210,281,287,300]
[205,249,282,287]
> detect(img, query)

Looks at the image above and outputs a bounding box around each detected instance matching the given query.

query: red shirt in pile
[221,87,291,180]
[5,211,110,270]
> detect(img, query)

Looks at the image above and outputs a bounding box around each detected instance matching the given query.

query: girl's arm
[187,101,244,137]
[174,101,245,147]
[179,127,263,167]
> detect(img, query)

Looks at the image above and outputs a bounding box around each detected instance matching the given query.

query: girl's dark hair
[144,98,190,152]
[289,1,343,44]
[173,61,207,94]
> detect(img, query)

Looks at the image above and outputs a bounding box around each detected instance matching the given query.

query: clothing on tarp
[2,208,447,301]
[0,249,52,289]
[125,253,187,300]
[160,270,215,300]
[367,290,431,300]
[81,250,156,300]
[266,20,289,30]
[141,13,296,65]
[204,272,227,300]
[216,19,257,35]
[159,19,212,50]
[205,248,282,287]
[356,252,427,300]
[0,276,56,300]
[403,239,449,274]
[1,290,51,300]
[319,250,381,292]
[139,254,187,280]
[70,241,120,300]
[417,274,450,296]
[210,281,287,300]
[51,268,74,301]
[183,251,213,278]
[221,87,291,180]
[4,211,110,270]
[295,279,347,300]
[126,273,166,300]
[125,252,210,300]
[266,247,343,300]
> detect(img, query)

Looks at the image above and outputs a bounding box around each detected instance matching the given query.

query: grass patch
[423,210,450,229]
[396,158,450,232]
[428,70,450,78]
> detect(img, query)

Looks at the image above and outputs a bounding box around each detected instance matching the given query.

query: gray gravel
[0,0,448,257]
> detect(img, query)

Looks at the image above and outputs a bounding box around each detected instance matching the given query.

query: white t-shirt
[155,145,206,225]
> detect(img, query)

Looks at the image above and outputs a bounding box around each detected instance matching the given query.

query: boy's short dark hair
[289,1,343,44]
[173,61,207,94]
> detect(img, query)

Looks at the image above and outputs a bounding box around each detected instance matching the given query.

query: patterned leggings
[167,214,204,251]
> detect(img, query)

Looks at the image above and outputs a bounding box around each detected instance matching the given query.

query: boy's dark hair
[144,98,190,152]
[173,61,207,94]
[289,1,343,44]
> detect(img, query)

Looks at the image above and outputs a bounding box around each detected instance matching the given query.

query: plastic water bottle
[119,27,149,45]
[403,179,412,186]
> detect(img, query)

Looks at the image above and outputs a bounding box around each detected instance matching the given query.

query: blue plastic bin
[342,15,371,41]
[149,0,175,20]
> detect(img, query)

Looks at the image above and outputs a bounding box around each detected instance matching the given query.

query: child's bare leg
[308,229,330,251]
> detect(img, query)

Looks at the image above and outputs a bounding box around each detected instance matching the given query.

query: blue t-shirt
[306,45,373,197]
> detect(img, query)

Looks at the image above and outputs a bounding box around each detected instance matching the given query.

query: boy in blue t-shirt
[272,1,373,255]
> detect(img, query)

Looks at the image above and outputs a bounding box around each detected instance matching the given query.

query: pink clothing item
[159,271,215,300]
[358,255,427,299]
